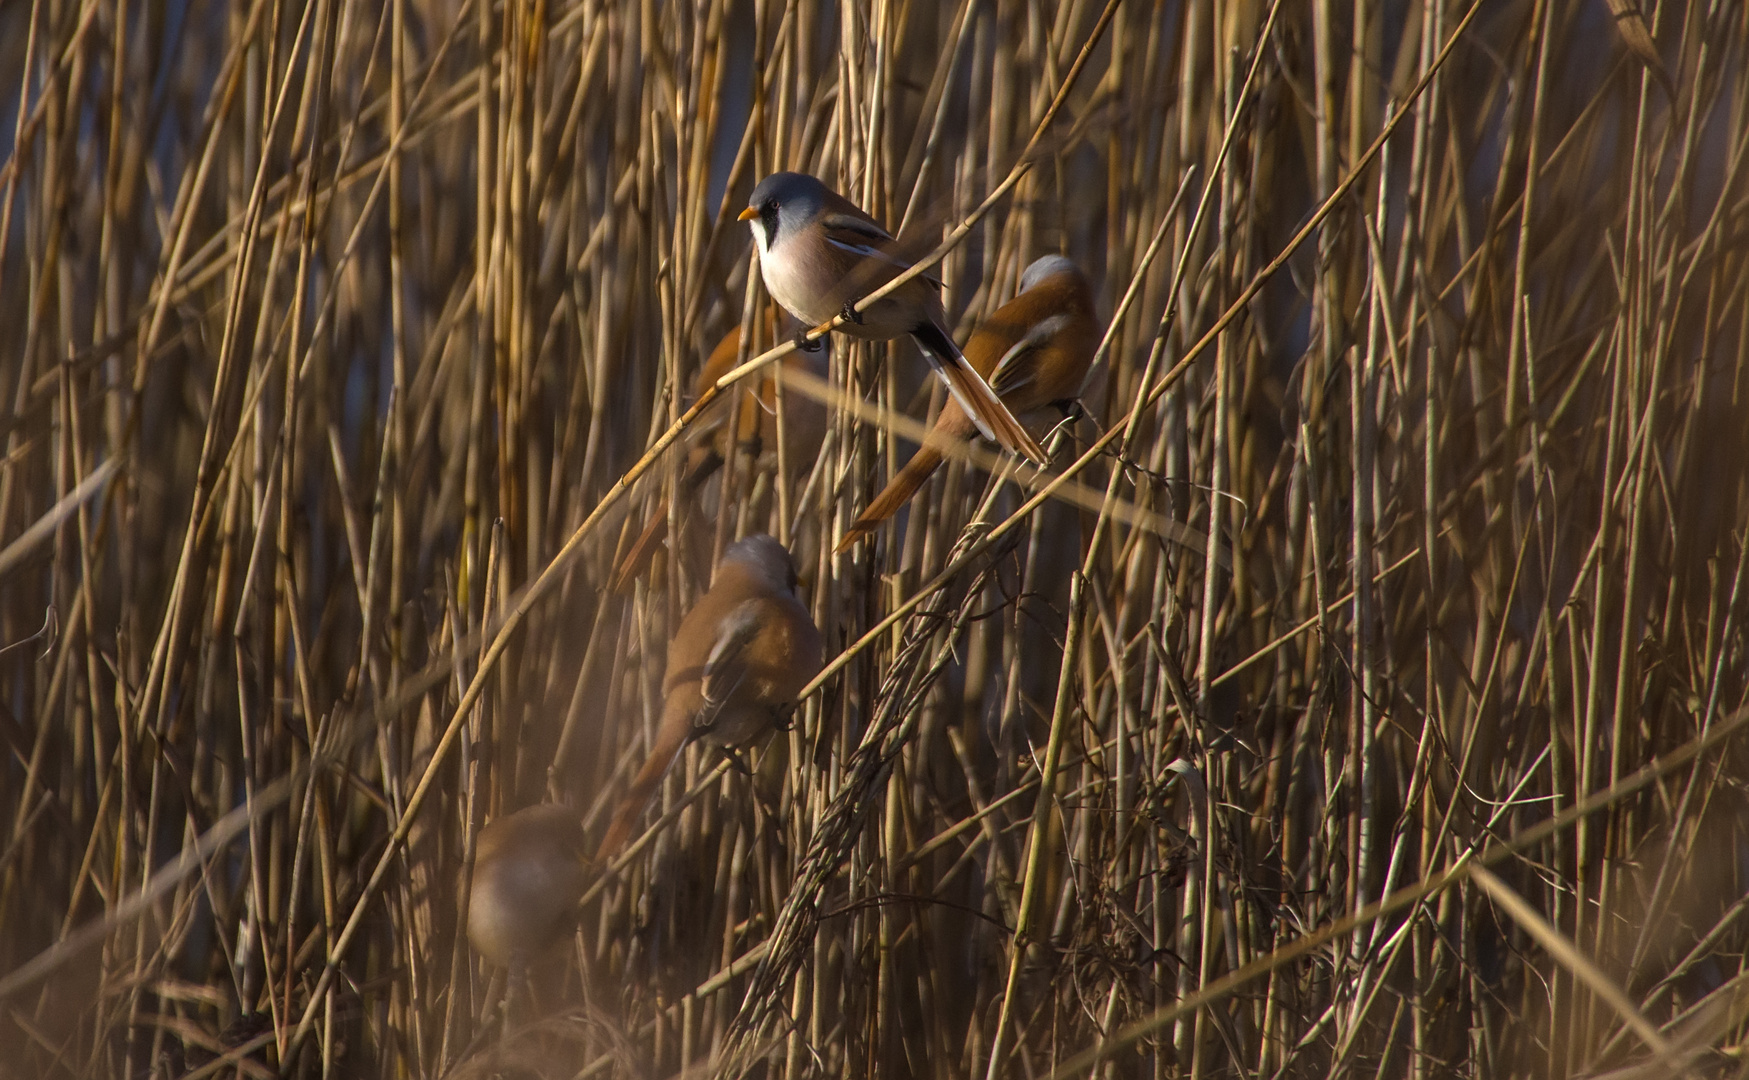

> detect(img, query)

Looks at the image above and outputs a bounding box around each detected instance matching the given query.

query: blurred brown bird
[837,255,1098,552]
[597,534,824,862]
[612,315,830,592]
[466,804,590,968]
[740,171,1047,464]
[691,313,833,481]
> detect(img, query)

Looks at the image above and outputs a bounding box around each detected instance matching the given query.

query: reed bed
[3,0,1749,1077]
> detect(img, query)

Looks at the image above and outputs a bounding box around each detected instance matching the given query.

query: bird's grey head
[722,532,801,594]
[743,172,829,255]
[1019,255,1081,293]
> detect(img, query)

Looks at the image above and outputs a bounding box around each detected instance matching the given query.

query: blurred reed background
[2,0,1748,1077]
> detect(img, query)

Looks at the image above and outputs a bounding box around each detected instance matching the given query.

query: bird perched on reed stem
[837,255,1098,552]
[613,315,830,591]
[739,171,1048,464]
[597,534,823,862]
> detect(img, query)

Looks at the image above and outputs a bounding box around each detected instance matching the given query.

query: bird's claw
[839,302,865,326]
[794,330,826,353]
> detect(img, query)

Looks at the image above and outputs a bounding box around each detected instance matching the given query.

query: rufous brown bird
[612,315,830,592]
[689,312,832,482]
[596,533,824,861]
[739,171,1048,464]
[466,804,590,968]
[837,255,1098,552]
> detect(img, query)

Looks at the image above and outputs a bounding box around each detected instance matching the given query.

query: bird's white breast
[755,230,838,326]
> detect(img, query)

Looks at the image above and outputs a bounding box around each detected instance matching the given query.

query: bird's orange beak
[738,206,759,221]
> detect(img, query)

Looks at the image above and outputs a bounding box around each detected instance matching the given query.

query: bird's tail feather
[611,498,670,594]
[596,700,692,862]
[837,445,948,552]
[908,321,1047,464]
[608,449,728,592]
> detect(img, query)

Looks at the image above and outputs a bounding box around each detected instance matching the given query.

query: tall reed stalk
[2,1,1747,1077]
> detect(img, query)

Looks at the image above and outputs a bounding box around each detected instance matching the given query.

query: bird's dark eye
[764,199,779,212]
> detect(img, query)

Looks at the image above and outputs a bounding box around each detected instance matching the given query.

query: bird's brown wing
[818,209,893,242]
[819,214,944,291]
[989,317,1071,398]
[697,600,765,729]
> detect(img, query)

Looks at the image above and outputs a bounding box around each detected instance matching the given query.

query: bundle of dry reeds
[3,1,1748,1077]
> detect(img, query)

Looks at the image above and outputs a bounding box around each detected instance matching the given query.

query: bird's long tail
[611,497,670,594]
[908,321,1047,464]
[596,700,692,862]
[609,448,728,592]
[837,444,948,552]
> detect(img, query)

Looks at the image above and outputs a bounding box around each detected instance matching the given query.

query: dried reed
[2,1,1748,1078]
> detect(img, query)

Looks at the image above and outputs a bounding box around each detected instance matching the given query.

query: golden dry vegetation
[2,0,1749,1078]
